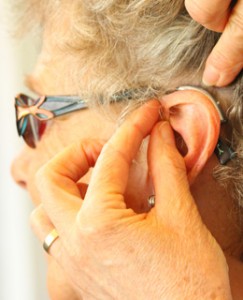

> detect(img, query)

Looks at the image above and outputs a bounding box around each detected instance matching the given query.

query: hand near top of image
[31,102,232,300]
[185,0,243,87]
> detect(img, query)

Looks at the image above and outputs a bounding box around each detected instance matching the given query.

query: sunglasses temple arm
[51,101,88,117]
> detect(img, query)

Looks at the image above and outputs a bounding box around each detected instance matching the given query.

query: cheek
[46,110,116,147]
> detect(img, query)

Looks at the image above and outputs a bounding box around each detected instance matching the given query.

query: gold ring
[43,228,59,253]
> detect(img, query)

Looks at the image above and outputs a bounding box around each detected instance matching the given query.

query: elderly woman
[12,0,243,299]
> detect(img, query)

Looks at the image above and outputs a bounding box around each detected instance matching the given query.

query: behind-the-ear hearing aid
[176,85,236,165]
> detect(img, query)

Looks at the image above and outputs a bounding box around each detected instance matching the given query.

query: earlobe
[161,89,221,183]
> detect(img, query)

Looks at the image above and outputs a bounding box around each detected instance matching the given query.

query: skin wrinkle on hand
[185,0,243,86]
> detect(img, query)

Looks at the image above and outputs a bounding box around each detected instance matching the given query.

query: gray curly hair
[14,0,243,221]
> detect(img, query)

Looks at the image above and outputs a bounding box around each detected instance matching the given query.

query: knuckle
[104,140,130,166]
[164,157,187,182]
[169,160,186,177]
[209,50,233,71]
[78,223,111,244]
[29,206,41,230]
[155,146,187,187]
[78,211,121,240]
[34,164,55,191]
[228,12,243,40]
[35,165,48,184]
[164,146,186,171]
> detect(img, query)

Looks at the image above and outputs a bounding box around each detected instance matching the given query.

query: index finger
[35,139,104,234]
[203,0,243,86]
[85,100,160,210]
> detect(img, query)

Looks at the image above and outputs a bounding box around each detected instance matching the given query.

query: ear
[160,89,220,183]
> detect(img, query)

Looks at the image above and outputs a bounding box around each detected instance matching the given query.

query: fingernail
[159,121,174,145]
[202,65,220,86]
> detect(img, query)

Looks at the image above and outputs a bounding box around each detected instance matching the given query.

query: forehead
[26,7,78,95]
[27,45,78,96]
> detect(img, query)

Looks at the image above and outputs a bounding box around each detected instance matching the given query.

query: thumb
[202,0,243,87]
[148,121,197,223]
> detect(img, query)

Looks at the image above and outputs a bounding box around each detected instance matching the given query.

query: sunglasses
[15,93,88,148]
[14,87,236,165]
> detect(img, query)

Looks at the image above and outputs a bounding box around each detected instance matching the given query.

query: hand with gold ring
[31,204,83,300]
[43,228,59,253]
[30,101,232,299]
[185,0,243,86]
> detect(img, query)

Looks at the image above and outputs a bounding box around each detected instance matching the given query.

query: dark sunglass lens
[21,117,36,148]
[16,94,47,148]
[16,94,35,106]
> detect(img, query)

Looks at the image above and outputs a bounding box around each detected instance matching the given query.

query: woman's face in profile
[10,18,243,300]
[10,37,155,299]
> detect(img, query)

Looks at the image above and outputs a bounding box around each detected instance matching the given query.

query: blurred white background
[0,1,49,299]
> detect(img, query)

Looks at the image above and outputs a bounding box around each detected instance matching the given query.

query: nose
[11,147,30,189]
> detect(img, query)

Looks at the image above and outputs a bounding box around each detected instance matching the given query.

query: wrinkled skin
[28,106,232,299]
[12,23,243,300]
[185,0,243,86]
[13,98,242,299]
